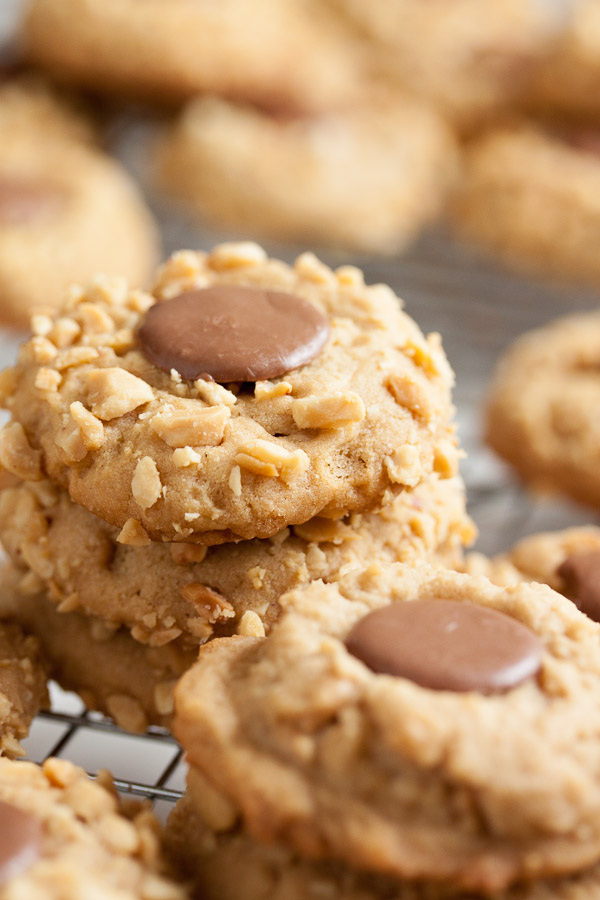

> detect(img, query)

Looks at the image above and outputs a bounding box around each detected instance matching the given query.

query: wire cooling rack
[22,684,186,822]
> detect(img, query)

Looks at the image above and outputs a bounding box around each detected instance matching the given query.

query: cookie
[463,526,600,619]
[167,782,600,900]
[0,474,474,650]
[452,124,600,286]
[0,618,48,757]
[0,755,185,897]
[328,0,570,129]
[0,565,195,733]
[174,562,600,892]
[0,75,94,146]
[524,0,600,120]
[0,243,459,543]
[0,81,159,326]
[24,0,361,113]
[156,93,458,255]
[485,310,600,508]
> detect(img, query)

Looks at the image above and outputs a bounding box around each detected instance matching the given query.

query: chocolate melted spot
[0,179,65,226]
[557,552,600,622]
[0,800,41,886]
[138,285,330,383]
[345,600,543,694]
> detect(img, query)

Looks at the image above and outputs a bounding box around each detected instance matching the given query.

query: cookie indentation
[345,599,542,693]
[137,285,330,383]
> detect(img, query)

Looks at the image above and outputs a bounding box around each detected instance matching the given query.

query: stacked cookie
[167,560,600,899]
[0,241,473,733]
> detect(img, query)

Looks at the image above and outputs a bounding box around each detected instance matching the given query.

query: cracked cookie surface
[175,562,600,893]
[0,243,459,543]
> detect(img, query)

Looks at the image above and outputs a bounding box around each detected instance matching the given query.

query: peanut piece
[209,241,266,270]
[179,583,235,623]
[254,380,292,400]
[172,446,202,467]
[170,543,207,565]
[235,440,309,479]
[86,368,154,420]
[34,368,62,392]
[292,393,365,429]
[384,444,422,486]
[55,346,99,371]
[386,374,433,422]
[117,518,151,546]
[194,379,237,408]
[0,423,42,481]
[237,610,266,638]
[150,402,230,448]
[131,457,162,510]
[70,402,104,451]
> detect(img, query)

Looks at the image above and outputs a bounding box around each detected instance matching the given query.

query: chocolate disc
[137,285,330,383]
[0,179,64,226]
[557,552,600,623]
[345,600,543,694]
[0,800,41,886]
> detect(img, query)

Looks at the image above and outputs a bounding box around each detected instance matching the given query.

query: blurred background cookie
[0,77,159,326]
[486,311,600,510]
[156,93,458,255]
[452,123,600,286]
[328,0,572,129]
[23,0,363,113]
[524,0,600,120]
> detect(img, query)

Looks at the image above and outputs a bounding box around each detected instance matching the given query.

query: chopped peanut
[86,368,154,420]
[292,393,365,429]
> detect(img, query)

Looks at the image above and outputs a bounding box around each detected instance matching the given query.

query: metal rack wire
[23,686,186,818]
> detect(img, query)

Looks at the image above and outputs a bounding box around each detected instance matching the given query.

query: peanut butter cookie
[156,93,458,255]
[0,475,474,650]
[175,562,600,892]
[0,564,194,733]
[453,124,600,286]
[329,0,570,128]
[0,79,159,326]
[24,0,361,113]
[485,310,600,507]
[0,243,459,543]
[0,756,185,898]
